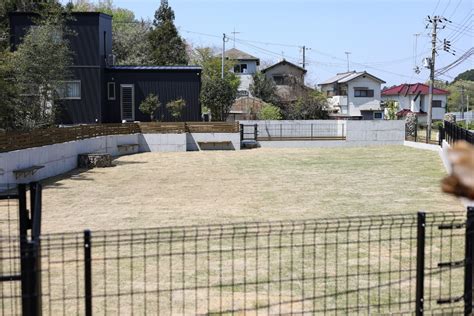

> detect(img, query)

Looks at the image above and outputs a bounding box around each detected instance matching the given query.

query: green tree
[257,104,282,120]
[148,0,188,65]
[190,47,240,121]
[166,98,186,121]
[190,47,239,91]
[0,50,19,130]
[384,100,398,120]
[12,21,73,129]
[0,0,64,50]
[201,78,237,121]
[139,93,161,121]
[454,69,474,82]
[285,90,328,120]
[250,72,277,103]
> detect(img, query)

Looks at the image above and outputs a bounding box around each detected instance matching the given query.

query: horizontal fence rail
[0,122,240,153]
[242,123,346,141]
[444,120,474,146]
[4,211,465,315]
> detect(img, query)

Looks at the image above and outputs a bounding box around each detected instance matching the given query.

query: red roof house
[382,83,449,96]
[381,83,449,121]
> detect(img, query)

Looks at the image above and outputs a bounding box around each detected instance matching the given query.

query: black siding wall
[105,69,202,122]
[58,67,102,124]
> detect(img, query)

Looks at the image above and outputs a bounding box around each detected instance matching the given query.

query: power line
[441,0,452,16]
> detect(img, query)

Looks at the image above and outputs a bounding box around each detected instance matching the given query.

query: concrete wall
[0,131,240,191]
[345,120,405,144]
[239,120,346,138]
[139,134,186,152]
[0,134,140,191]
[245,120,405,148]
[186,133,241,151]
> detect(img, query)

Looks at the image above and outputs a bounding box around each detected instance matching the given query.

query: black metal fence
[241,123,345,142]
[443,120,474,146]
[1,186,473,315]
[0,183,42,315]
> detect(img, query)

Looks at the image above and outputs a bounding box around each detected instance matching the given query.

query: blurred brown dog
[441,141,474,200]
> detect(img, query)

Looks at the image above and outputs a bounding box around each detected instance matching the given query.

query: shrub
[139,94,161,121]
[166,98,186,120]
[257,104,282,120]
[432,121,444,130]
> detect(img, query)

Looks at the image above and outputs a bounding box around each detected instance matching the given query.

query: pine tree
[148,0,188,65]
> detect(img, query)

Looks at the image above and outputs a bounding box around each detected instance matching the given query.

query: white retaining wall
[186,133,241,151]
[0,134,140,191]
[0,132,239,191]
[139,134,187,152]
[250,120,405,148]
[239,120,346,138]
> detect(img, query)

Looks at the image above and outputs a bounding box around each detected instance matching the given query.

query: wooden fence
[0,122,240,153]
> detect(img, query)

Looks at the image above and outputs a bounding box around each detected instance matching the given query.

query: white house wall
[346,76,382,116]
[382,94,447,120]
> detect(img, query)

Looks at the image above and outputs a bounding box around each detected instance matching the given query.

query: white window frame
[57,80,81,100]
[107,82,116,100]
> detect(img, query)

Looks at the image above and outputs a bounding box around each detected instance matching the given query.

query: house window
[432,100,442,108]
[108,82,116,100]
[273,75,285,85]
[354,88,374,97]
[57,81,81,100]
[234,64,248,74]
[373,112,383,119]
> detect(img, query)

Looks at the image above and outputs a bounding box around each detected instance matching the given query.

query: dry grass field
[0,145,467,315]
[40,146,463,233]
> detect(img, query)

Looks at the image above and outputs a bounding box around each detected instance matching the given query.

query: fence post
[280,124,282,140]
[19,184,41,316]
[311,124,313,140]
[438,127,444,147]
[240,124,244,141]
[465,207,474,315]
[415,124,418,142]
[416,212,426,316]
[84,230,92,316]
[254,124,258,141]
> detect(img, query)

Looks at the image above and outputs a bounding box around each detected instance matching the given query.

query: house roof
[224,48,259,62]
[318,71,386,85]
[108,65,202,71]
[382,83,450,96]
[261,59,307,74]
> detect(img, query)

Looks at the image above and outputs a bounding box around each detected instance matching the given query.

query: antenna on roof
[230,28,240,49]
[344,52,351,72]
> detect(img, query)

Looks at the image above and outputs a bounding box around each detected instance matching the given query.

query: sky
[67,0,472,86]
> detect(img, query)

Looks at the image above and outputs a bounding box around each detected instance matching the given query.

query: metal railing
[241,123,345,141]
[3,211,471,315]
[443,120,474,146]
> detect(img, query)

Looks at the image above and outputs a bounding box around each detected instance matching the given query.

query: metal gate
[240,123,258,141]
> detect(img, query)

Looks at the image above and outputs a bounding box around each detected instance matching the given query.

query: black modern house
[9,12,202,124]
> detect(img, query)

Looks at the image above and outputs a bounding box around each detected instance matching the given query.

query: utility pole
[301,46,311,69]
[221,33,227,79]
[460,85,465,119]
[345,52,351,72]
[426,16,441,143]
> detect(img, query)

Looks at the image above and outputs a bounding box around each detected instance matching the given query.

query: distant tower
[161,0,168,5]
